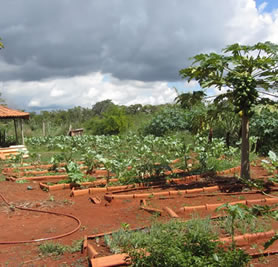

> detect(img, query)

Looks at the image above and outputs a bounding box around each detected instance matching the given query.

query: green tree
[141,106,190,136]
[175,90,206,110]
[180,42,278,179]
[86,105,129,135]
[91,99,115,116]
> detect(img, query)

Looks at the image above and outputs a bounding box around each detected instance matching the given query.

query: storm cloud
[0,0,277,110]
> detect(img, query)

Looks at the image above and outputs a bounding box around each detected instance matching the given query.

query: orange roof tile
[0,105,29,119]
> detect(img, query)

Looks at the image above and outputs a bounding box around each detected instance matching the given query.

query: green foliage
[187,104,209,135]
[11,151,27,165]
[218,207,270,237]
[141,106,190,136]
[81,149,99,174]
[91,99,115,116]
[49,154,64,171]
[15,179,28,184]
[207,99,240,147]
[264,233,278,250]
[175,90,206,110]
[106,219,249,267]
[180,42,278,118]
[26,134,240,185]
[39,239,83,256]
[39,242,68,256]
[193,135,239,172]
[262,150,278,179]
[21,100,167,137]
[251,107,278,155]
[86,105,129,135]
[65,161,84,184]
[217,203,255,250]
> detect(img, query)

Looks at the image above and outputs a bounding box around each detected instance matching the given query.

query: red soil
[0,164,278,266]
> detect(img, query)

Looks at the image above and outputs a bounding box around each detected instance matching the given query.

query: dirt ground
[1,164,278,266]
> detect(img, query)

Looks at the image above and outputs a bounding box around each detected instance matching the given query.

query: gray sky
[0,0,278,111]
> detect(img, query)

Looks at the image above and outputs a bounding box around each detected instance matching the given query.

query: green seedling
[217,203,255,250]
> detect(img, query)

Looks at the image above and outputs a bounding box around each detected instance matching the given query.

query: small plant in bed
[48,154,65,172]
[217,204,271,241]
[65,161,86,185]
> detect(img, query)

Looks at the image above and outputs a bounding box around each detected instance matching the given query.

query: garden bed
[1,162,278,266]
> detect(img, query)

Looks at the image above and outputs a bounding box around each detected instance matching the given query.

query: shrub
[107,219,250,267]
[251,107,278,155]
[141,106,190,136]
[86,105,129,135]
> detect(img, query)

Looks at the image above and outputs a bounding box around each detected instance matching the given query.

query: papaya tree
[179,42,278,179]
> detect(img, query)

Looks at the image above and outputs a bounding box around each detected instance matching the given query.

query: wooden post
[68,124,72,136]
[20,119,24,145]
[14,119,18,145]
[42,121,46,136]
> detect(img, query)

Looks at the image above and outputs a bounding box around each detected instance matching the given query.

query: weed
[121,222,130,231]
[63,199,74,205]
[67,239,83,253]
[15,179,28,184]
[39,242,67,256]
[39,239,83,256]
[80,225,87,231]
[48,195,55,202]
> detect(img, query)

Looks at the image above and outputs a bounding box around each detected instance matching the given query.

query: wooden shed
[69,128,84,136]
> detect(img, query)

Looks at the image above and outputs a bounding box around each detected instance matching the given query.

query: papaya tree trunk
[208,128,213,143]
[240,114,250,179]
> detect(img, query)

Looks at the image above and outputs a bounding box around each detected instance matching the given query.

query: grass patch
[39,239,83,256]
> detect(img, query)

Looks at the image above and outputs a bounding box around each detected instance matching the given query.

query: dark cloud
[0,0,238,82]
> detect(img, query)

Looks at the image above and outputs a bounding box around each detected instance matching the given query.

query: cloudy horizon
[0,0,278,111]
